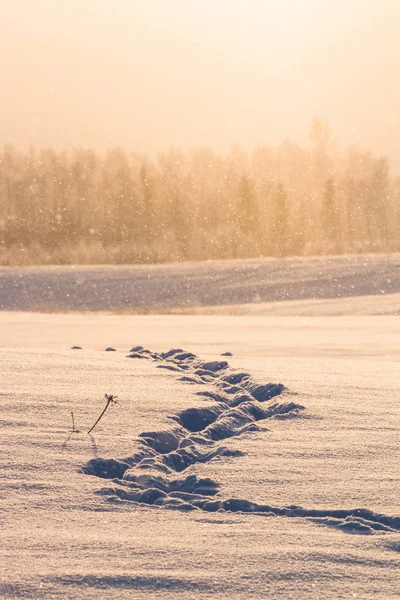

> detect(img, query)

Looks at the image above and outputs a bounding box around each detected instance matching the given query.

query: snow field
[1,312,399,598]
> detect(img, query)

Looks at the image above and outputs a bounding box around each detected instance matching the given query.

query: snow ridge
[83,348,399,535]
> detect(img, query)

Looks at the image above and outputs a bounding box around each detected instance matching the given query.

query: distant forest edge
[1,123,399,265]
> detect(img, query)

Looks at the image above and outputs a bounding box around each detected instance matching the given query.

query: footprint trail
[84,347,399,536]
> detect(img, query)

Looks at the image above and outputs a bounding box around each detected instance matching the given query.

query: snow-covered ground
[1,254,399,598]
[1,253,399,313]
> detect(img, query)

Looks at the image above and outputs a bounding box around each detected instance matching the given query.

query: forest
[1,122,399,265]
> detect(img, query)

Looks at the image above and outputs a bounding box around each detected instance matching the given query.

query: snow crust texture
[84,348,399,536]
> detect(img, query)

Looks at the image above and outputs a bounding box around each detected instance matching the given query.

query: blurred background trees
[0,131,398,265]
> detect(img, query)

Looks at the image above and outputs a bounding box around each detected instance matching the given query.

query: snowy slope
[0,253,399,313]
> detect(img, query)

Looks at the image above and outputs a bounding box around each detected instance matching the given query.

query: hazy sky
[1,0,400,164]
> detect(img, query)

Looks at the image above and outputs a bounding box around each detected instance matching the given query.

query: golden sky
[1,0,399,164]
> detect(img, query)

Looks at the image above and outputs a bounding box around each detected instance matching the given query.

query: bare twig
[71,411,75,431]
[87,394,118,435]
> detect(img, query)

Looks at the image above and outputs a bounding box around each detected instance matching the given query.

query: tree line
[0,125,399,265]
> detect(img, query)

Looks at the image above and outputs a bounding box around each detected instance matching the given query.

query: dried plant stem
[87,394,118,434]
[71,411,75,431]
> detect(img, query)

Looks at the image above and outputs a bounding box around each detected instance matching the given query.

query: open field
[1,253,399,314]
[1,254,399,599]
